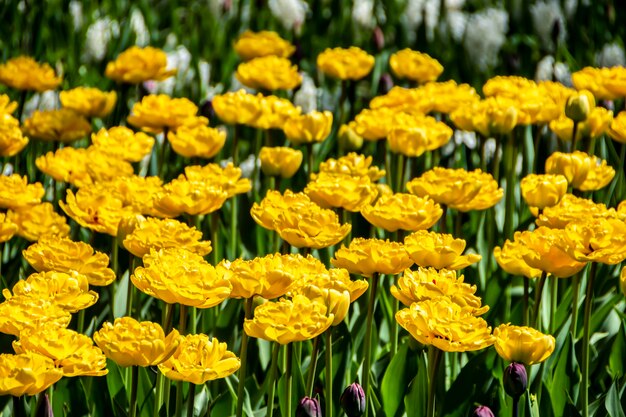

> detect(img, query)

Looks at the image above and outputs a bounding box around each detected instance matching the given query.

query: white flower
[268,0,308,32]
[463,8,508,72]
[23,91,59,120]
[153,44,194,95]
[535,55,572,86]
[446,10,468,42]
[83,16,119,62]
[69,1,83,30]
[403,0,440,41]
[352,0,375,29]
[595,43,626,68]
[441,130,477,157]
[130,9,150,47]
[294,73,318,114]
[208,0,229,17]
[530,1,566,51]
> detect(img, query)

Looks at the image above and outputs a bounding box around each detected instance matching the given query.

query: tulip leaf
[605,381,626,417]
[105,360,129,416]
[51,377,90,417]
[548,332,578,416]
[608,320,626,379]
[113,270,130,319]
[381,342,411,417]
[404,350,428,417]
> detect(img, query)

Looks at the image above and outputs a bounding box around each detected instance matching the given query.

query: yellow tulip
[60,87,117,118]
[0,114,28,157]
[60,188,134,236]
[516,228,586,278]
[389,49,443,83]
[404,230,482,270]
[331,238,414,278]
[520,174,568,210]
[0,297,71,336]
[127,94,198,133]
[283,110,333,145]
[274,203,351,249]
[536,194,614,229]
[0,352,63,396]
[260,146,303,178]
[212,89,263,126]
[94,317,181,367]
[0,174,43,210]
[0,213,17,243]
[91,126,155,162]
[316,152,385,181]
[317,47,375,81]
[251,190,313,231]
[493,324,555,365]
[608,111,626,143]
[493,240,542,279]
[234,30,295,61]
[0,56,61,92]
[8,202,70,242]
[560,218,626,265]
[236,56,302,91]
[360,193,442,232]
[23,109,91,143]
[105,46,177,84]
[305,171,378,212]
[158,334,240,384]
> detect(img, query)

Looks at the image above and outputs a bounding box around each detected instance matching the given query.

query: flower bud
[504,362,528,399]
[117,214,146,248]
[35,393,53,417]
[340,382,366,417]
[565,91,595,122]
[338,124,363,152]
[472,405,495,417]
[296,396,322,417]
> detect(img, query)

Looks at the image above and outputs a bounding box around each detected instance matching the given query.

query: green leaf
[105,360,129,416]
[404,350,428,417]
[605,381,626,417]
[381,342,410,417]
[609,320,626,379]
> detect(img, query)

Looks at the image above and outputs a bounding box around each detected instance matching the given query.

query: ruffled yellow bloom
[427,81,481,115]
[404,230,482,270]
[389,49,443,83]
[133,248,231,308]
[514,228,586,277]
[577,159,615,192]
[244,294,334,344]
[7,202,70,241]
[291,268,367,326]
[236,56,301,91]
[218,253,325,299]
[91,126,155,162]
[608,111,626,143]
[252,95,301,130]
[494,239,542,279]
[212,89,263,126]
[0,297,71,336]
[558,218,626,265]
[0,56,61,91]
[60,188,134,236]
[536,194,613,228]
[493,324,555,365]
[23,109,91,142]
[450,96,518,136]
[105,46,177,84]
[91,176,164,217]
[544,151,595,189]
[4,270,98,313]
[305,172,378,212]
[123,217,211,258]
[251,190,313,230]
[407,168,503,212]
[234,30,295,60]
[14,327,107,377]
[0,213,17,243]
[350,107,397,141]
[183,163,252,198]
[168,121,226,159]
[158,334,240,384]
[369,87,431,113]
[0,352,63,396]
[396,298,495,352]
[331,238,414,277]
[23,236,115,286]
[260,146,303,178]
[36,147,91,187]
[316,153,385,181]
[60,87,117,118]
[391,268,488,315]
[152,177,228,217]
[94,317,181,367]
[273,201,351,249]
[520,174,568,210]
[572,66,626,101]
[388,113,453,157]
[128,94,198,133]
[0,174,44,210]
[0,94,17,114]
[338,123,364,151]
[283,111,333,145]
[360,193,442,232]
[0,114,28,156]
[83,147,135,185]
[317,47,375,81]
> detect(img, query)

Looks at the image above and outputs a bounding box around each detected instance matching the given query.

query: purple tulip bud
[472,405,495,417]
[35,393,54,417]
[340,382,366,417]
[296,396,322,417]
[504,362,528,399]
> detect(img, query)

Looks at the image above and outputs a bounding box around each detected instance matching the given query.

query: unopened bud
[117,214,146,248]
[338,124,363,152]
[565,91,595,122]
[296,396,322,417]
[340,382,366,417]
[472,405,495,417]
[504,362,528,399]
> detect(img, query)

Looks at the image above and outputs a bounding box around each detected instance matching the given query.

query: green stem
[236,298,254,417]
[571,121,579,153]
[581,262,597,417]
[307,143,314,179]
[390,294,399,357]
[532,272,547,329]
[155,303,175,417]
[77,309,85,334]
[229,196,239,260]
[210,212,220,266]
[129,366,139,417]
[394,153,405,193]
[427,346,443,417]
[286,343,293,417]
[306,336,321,397]
[571,273,581,335]
[362,273,380,417]
[175,380,184,417]
[267,342,280,417]
[232,124,240,166]
[187,384,197,417]
[252,129,263,203]
[325,330,333,417]
[503,133,516,240]
[550,277,558,334]
[512,396,519,417]
[523,277,529,327]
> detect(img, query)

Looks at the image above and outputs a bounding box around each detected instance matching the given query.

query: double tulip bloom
[105,46,177,84]
[317,46,375,81]
[0,56,61,92]
[494,324,555,365]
